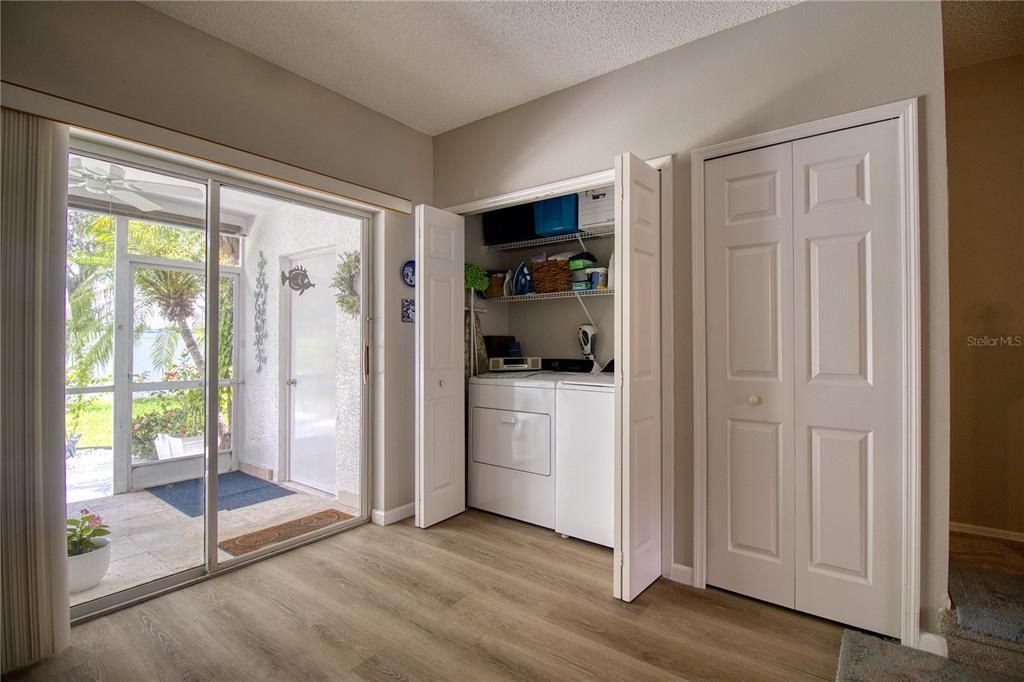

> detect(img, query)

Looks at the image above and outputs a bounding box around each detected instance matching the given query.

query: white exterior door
[705,143,796,606]
[287,250,337,494]
[614,152,662,601]
[792,120,902,636]
[703,120,903,636]
[414,204,466,528]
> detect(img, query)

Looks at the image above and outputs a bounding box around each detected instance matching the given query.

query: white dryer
[468,372,558,528]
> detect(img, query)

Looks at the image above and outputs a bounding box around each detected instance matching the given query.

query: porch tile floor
[69,485,357,606]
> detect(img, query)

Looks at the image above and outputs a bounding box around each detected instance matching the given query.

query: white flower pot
[68,537,111,593]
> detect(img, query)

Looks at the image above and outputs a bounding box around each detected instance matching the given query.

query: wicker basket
[531,260,571,293]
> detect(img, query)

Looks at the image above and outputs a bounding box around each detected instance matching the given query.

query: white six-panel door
[414,204,466,528]
[614,152,662,601]
[792,120,902,636]
[705,144,796,606]
[704,119,902,636]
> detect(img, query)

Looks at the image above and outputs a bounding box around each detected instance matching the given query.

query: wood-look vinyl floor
[13,510,842,681]
[950,531,1024,575]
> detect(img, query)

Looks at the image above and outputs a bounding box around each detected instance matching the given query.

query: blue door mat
[146,471,295,518]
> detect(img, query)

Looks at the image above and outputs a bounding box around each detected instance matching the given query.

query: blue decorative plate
[401,260,415,287]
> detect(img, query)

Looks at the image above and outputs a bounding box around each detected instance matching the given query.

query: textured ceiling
[143,1,797,135]
[943,1,1024,71]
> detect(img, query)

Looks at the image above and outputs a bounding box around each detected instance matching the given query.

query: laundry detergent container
[533,194,579,237]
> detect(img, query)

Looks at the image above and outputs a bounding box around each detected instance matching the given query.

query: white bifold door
[705,120,903,636]
[414,205,466,528]
[414,152,662,602]
[614,153,662,601]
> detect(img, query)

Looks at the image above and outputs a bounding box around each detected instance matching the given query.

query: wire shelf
[481,224,614,252]
[486,289,614,303]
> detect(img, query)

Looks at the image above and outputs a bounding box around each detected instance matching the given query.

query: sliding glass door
[65,155,211,606]
[213,186,366,562]
[64,138,369,617]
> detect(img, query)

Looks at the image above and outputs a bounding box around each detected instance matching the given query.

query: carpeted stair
[941,559,1024,679]
[836,629,1012,681]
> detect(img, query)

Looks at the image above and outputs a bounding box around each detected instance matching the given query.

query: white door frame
[690,98,922,647]
[445,154,676,580]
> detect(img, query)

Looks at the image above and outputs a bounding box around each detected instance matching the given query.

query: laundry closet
[413,153,670,602]
[464,186,617,547]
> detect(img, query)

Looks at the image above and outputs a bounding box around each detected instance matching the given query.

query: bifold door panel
[792,120,902,636]
[414,205,466,529]
[615,152,662,602]
[704,120,902,636]
[706,143,796,606]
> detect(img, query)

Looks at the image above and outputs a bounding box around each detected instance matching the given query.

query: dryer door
[471,408,551,476]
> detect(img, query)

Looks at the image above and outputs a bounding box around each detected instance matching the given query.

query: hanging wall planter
[331,250,360,318]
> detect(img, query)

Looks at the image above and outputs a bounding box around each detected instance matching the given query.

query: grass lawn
[66,394,166,448]
[66,395,114,448]
[66,393,229,449]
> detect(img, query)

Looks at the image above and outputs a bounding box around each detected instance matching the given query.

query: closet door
[614,152,663,601]
[792,120,902,636]
[414,205,466,528]
[705,144,796,607]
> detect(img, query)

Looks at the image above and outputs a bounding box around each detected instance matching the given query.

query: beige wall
[946,54,1024,534]
[434,0,951,630]
[0,1,432,204]
[379,212,416,513]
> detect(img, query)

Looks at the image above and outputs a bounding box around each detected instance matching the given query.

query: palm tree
[134,268,205,371]
[134,267,230,447]
[65,212,115,389]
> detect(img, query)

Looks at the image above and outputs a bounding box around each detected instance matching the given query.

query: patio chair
[65,433,82,458]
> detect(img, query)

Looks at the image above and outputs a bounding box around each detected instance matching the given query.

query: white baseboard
[371,502,414,526]
[336,489,361,511]
[918,632,947,658]
[668,563,693,586]
[238,459,273,480]
[950,521,1024,543]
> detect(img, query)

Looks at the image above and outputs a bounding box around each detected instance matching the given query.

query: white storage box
[578,185,614,231]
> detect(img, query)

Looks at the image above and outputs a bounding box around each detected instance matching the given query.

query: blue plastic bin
[533,195,579,237]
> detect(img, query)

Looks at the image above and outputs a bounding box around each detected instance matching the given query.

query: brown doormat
[217,508,354,557]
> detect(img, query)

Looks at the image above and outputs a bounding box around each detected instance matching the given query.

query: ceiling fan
[68,157,204,212]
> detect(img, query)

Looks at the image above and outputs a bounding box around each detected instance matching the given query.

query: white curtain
[1,107,71,673]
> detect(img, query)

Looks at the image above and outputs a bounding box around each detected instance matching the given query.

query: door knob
[439,379,446,388]
[286,378,297,386]
[747,395,762,406]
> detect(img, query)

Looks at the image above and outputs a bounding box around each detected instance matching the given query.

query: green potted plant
[67,508,111,593]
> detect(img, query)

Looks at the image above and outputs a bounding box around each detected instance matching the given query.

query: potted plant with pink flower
[67,508,111,593]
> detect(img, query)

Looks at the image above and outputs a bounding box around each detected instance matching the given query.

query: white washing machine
[468,372,559,528]
[555,374,615,547]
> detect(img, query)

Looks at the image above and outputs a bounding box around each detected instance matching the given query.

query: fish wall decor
[281,265,315,294]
